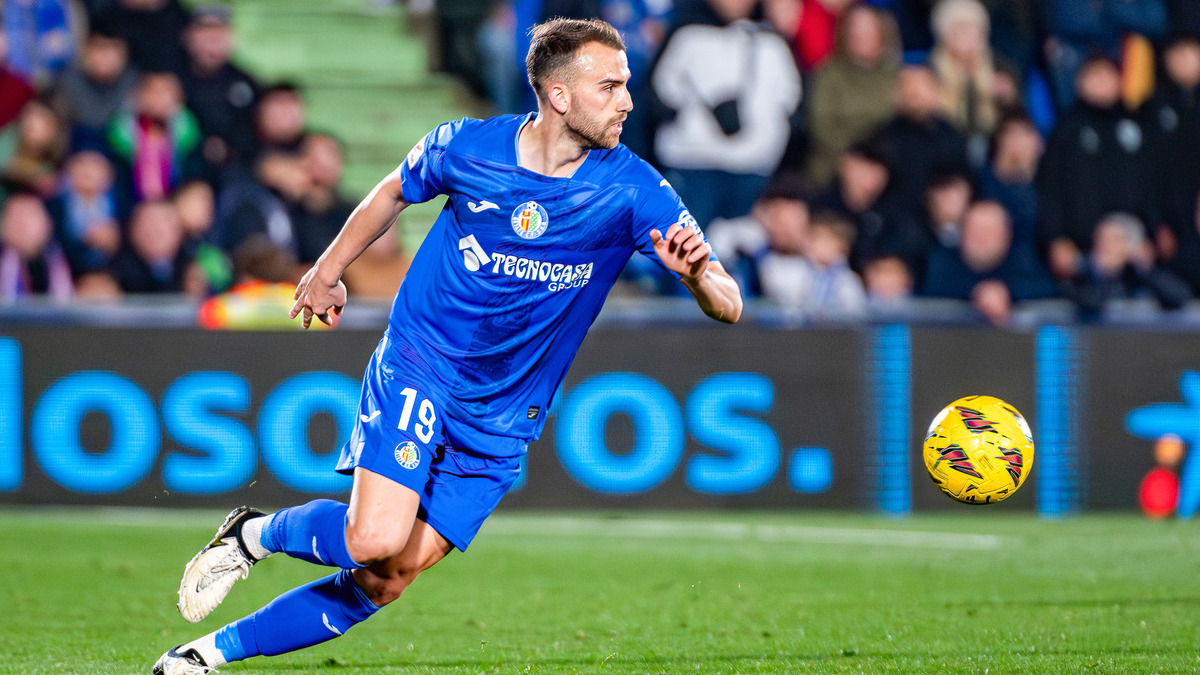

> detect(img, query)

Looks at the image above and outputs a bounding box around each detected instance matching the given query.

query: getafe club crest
[511,201,549,239]
[395,441,420,470]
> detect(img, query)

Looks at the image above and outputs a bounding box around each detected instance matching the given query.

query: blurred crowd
[452,0,1200,324]
[6,0,1200,327]
[0,0,409,325]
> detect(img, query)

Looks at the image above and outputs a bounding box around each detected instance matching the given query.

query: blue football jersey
[385,113,711,455]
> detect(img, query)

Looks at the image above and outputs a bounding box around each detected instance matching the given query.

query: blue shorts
[335,339,524,551]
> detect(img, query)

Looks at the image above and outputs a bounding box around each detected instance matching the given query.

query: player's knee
[356,556,427,607]
[370,568,421,606]
[344,520,409,564]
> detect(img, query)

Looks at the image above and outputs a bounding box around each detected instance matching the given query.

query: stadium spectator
[923,169,972,243]
[705,172,812,298]
[106,71,206,201]
[804,3,901,187]
[293,132,354,263]
[181,5,261,168]
[784,0,855,72]
[0,99,66,198]
[921,200,1053,325]
[196,234,315,330]
[983,0,1043,77]
[253,83,307,158]
[1059,212,1191,320]
[1145,33,1200,264]
[215,150,310,257]
[96,0,192,75]
[869,63,969,217]
[73,269,123,300]
[50,27,139,147]
[474,1,522,115]
[2,0,77,88]
[1044,0,1166,109]
[0,33,37,131]
[978,112,1042,250]
[173,179,232,292]
[862,253,914,312]
[786,210,866,317]
[988,59,1026,114]
[49,150,122,275]
[0,192,73,300]
[173,179,214,241]
[109,198,204,295]
[1037,55,1156,281]
[929,0,1000,157]
[907,167,973,278]
[650,0,802,228]
[814,140,908,270]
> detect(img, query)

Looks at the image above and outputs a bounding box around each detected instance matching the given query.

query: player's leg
[156,469,439,674]
[174,495,378,624]
[352,516,453,606]
[177,345,439,623]
[174,486,403,624]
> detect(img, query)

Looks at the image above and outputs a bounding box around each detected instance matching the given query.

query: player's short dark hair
[525,17,625,100]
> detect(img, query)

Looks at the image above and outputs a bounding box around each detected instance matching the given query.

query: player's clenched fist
[290,266,346,329]
[649,222,711,281]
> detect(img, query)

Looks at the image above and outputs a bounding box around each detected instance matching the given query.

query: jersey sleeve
[399,118,469,204]
[632,175,719,276]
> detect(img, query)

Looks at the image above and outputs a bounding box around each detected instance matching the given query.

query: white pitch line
[484,516,1004,550]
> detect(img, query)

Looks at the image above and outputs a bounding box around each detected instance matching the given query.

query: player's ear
[548,82,570,115]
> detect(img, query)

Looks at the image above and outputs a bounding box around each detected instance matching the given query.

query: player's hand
[290,266,346,329]
[650,222,711,281]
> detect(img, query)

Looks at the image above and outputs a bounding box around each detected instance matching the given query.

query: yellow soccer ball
[922,395,1035,505]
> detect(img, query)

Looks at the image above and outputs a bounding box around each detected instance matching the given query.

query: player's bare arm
[290,167,410,328]
[650,223,743,323]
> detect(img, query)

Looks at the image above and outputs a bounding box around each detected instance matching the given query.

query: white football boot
[152,646,215,675]
[177,506,265,623]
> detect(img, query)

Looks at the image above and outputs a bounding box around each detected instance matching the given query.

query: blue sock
[213,569,379,662]
[259,499,363,569]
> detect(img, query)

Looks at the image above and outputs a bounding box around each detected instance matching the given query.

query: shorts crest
[395,441,420,470]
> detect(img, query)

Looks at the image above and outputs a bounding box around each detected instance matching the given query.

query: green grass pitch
[2,508,1198,674]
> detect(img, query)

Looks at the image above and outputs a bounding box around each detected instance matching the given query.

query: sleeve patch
[406,138,425,169]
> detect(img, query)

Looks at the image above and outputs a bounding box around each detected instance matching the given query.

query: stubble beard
[565,109,621,150]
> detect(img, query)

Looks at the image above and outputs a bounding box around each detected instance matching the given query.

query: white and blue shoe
[177,506,265,623]
[152,645,215,675]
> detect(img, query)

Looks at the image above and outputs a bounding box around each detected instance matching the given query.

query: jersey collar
[512,112,597,182]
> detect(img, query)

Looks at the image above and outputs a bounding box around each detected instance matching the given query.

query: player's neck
[517,113,589,178]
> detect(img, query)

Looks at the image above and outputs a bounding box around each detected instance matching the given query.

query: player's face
[564,42,633,150]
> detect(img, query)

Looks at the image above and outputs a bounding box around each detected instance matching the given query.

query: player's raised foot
[177,506,266,623]
[152,646,216,675]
